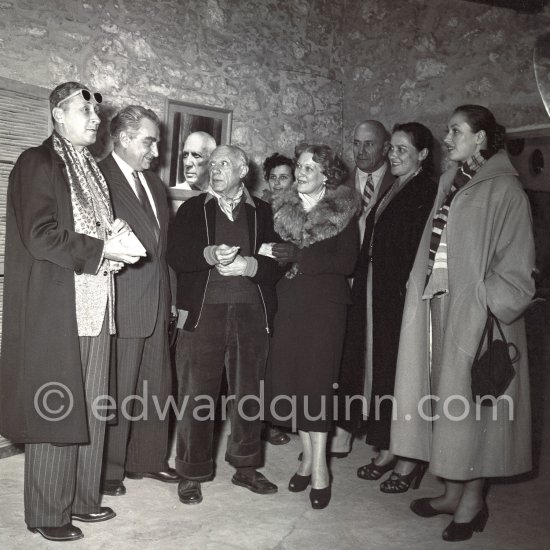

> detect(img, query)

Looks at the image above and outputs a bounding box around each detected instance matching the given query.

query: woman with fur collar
[266,143,360,509]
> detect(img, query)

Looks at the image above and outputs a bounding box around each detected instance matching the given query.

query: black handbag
[471,310,519,406]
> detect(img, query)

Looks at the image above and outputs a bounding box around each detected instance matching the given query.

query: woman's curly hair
[262,152,294,182]
[294,143,348,189]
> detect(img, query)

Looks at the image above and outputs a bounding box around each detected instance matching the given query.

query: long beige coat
[390,151,535,480]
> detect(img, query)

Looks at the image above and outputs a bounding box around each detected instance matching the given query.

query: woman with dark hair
[341,122,437,491]
[266,143,359,509]
[391,105,535,541]
[262,153,294,199]
[261,152,295,446]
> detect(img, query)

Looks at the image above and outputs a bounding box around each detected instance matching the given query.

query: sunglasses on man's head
[56,89,103,108]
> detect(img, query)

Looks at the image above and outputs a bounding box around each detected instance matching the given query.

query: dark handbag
[471,311,519,405]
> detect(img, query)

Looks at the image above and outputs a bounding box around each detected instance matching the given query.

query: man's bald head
[352,120,390,173]
[182,131,217,190]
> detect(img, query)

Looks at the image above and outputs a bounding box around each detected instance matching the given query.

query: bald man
[331,120,394,456]
[174,131,217,191]
[352,120,393,244]
[167,145,283,505]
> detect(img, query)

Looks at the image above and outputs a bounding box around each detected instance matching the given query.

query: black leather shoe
[72,506,116,523]
[411,498,453,518]
[442,504,489,542]
[309,485,332,509]
[178,479,203,505]
[288,473,311,492]
[125,468,180,483]
[100,479,126,496]
[264,427,291,445]
[28,523,84,541]
[232,471,278,494]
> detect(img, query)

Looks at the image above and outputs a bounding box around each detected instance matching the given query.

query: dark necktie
[132,171,159,242]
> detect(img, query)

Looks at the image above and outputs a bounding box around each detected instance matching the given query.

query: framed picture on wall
[162,99,232,201]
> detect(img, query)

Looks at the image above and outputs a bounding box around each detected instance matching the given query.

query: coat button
[103,270,108,276]
[96,221,101,227]
[75,267,83,275]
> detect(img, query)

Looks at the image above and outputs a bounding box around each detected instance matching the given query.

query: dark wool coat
[0,138,104,444]
[266,185,360,432]
[391,151,535,479]
[336,171,437,442]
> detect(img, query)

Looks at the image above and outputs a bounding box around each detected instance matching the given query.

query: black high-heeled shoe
[379,462,427,493]
[410,497,453,518]
[288,473,311,492]
[309,485,331,509]
[442,504,489,542]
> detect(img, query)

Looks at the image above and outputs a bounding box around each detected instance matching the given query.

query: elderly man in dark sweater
[167,145,284,505]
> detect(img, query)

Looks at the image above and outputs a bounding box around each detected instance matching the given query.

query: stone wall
[0,0,547,183]
[341,0,549,166]
[0,0,344,191]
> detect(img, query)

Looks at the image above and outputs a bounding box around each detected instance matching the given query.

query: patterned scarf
[207,183,244,221]
[424,150,489,293]
[52,131,115,335]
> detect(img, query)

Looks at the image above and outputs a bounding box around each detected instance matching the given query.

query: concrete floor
[1,307,549,549]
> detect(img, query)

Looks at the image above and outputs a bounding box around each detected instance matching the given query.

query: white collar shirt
[112,151,159,222]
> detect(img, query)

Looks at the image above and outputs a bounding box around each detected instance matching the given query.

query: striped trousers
[24,318,110,528]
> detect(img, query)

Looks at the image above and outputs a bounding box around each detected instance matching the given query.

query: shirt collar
[357,161,388,185]
[112,150,138,180]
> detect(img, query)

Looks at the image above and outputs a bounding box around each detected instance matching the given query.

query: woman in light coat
[390,105,535,542]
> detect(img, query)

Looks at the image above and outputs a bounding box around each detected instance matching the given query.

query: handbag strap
[474,312,493,361]
[489,310,520,363]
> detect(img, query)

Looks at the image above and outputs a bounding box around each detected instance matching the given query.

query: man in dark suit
[0,82,143,542]
[332,119,394,455]
[99,105,178,496]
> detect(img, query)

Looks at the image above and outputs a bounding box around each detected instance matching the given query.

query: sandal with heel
[380,462,427,493]
[357,457,397,481]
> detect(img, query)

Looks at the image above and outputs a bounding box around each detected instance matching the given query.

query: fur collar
[272,184,360,248]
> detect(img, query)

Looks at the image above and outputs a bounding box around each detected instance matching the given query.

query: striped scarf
[425,151,488,288]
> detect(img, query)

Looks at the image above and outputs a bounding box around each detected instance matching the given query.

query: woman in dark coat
[339,123,437,491]
[261,152,295,446]
[267,143,359,509]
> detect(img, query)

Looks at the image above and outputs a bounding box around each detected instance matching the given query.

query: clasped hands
[213,244,247,276]
[103,218,146,272]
